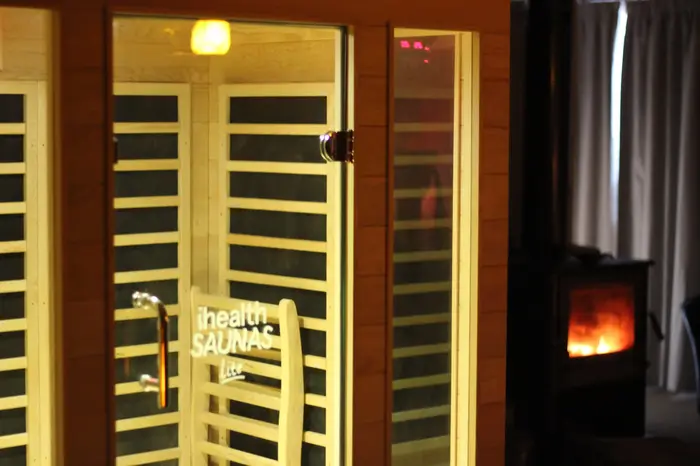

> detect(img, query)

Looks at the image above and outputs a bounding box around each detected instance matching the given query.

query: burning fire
[567,285,635,358]
[568,336,613,357]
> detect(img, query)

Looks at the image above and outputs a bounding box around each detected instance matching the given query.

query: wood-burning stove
[506,0,660,463]
[555,256,652,437]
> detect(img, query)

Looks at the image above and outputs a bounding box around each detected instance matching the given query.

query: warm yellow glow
[191,20,231,55]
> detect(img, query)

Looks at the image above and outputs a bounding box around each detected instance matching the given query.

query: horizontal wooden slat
[116,412,180,432]
[115,232,179,247]
[305,393,326,409]
[0,356,27,372]
[227,161,326,175]
[226,124,329,136]
[228,234,326,253]
[304,431,327,447]
[0,394,27,411]
[393,374,451,390]
[242,347,326,370]
[393,343,450,359]
[392,435,450,456]
[0,318,27,333]
[115,196,179,209]
[201,380,280,410]
[394,219,451,230]
[114,268,180,284]
[0,279,26,293]
[0,432,28,449]
[393,405,451,423]
[201,411,278,443]
[226,270,326,292]
[0,163,25,175]
[0,123,26,135]
[116,447,180,466]
[394,250,451,263]
[0,240,26,254]
[115,341,181,359]
[115,122,180,134]
[114,159,180,172]
[394,313,450,327]
[227,197,327,215]
[0,202,26,215]
[393,282,451,295]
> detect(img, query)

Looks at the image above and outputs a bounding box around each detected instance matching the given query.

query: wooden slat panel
[112,83,191,463]
[0,81,45,464]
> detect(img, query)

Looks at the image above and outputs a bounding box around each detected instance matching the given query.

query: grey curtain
[570,2,620,252]
[618,0,700,391]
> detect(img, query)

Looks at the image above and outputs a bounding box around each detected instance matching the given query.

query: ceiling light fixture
[191,19,231,56]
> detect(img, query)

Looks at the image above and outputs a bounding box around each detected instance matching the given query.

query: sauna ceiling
[0,8,335,45]
[0,8,337,83]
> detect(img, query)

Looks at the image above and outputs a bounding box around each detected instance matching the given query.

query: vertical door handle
[113,136,119,165]
[131,291,170,409]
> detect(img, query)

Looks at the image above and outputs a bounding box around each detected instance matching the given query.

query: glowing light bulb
[191,20,231,55]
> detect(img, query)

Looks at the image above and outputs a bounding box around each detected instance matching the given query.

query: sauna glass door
[112,16,348,466]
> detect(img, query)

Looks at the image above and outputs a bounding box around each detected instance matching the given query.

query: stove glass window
[567,284,635,358]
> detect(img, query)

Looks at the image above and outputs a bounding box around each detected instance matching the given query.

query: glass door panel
[391,29,476,466]
[112,16,347,466]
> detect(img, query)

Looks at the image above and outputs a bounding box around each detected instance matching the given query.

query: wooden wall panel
[103,0,508,34]
[53,4,114,466]
[476,32,510,466]
[352,23,391,466]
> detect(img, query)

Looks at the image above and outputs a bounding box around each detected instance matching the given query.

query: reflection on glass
[392,29,462,465]
[0,7,53,466]
[113,16,344,466]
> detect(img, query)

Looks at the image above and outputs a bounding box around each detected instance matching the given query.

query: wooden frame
[0,1,509,466]
[387,29,482,466]
[0,79,51,465]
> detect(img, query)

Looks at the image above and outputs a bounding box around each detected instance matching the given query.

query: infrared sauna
[111,16,347,466]
[0,7,52,466]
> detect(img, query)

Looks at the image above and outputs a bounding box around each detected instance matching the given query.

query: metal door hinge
[320,130,354,163]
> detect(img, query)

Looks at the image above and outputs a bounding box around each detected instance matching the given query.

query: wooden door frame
[0,1,509,465]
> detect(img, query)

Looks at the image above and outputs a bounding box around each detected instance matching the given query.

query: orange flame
[567,285,635,358]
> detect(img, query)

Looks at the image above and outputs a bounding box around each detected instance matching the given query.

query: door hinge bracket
[320,130,354,163]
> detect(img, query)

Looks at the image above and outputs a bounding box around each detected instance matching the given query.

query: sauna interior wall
[112,17,340,466]
[2,10,343,465]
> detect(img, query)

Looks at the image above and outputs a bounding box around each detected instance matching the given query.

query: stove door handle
[648,311,664,342]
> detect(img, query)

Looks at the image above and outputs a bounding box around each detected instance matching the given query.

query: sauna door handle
[319,130,354,163]
[131,291,170,409]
